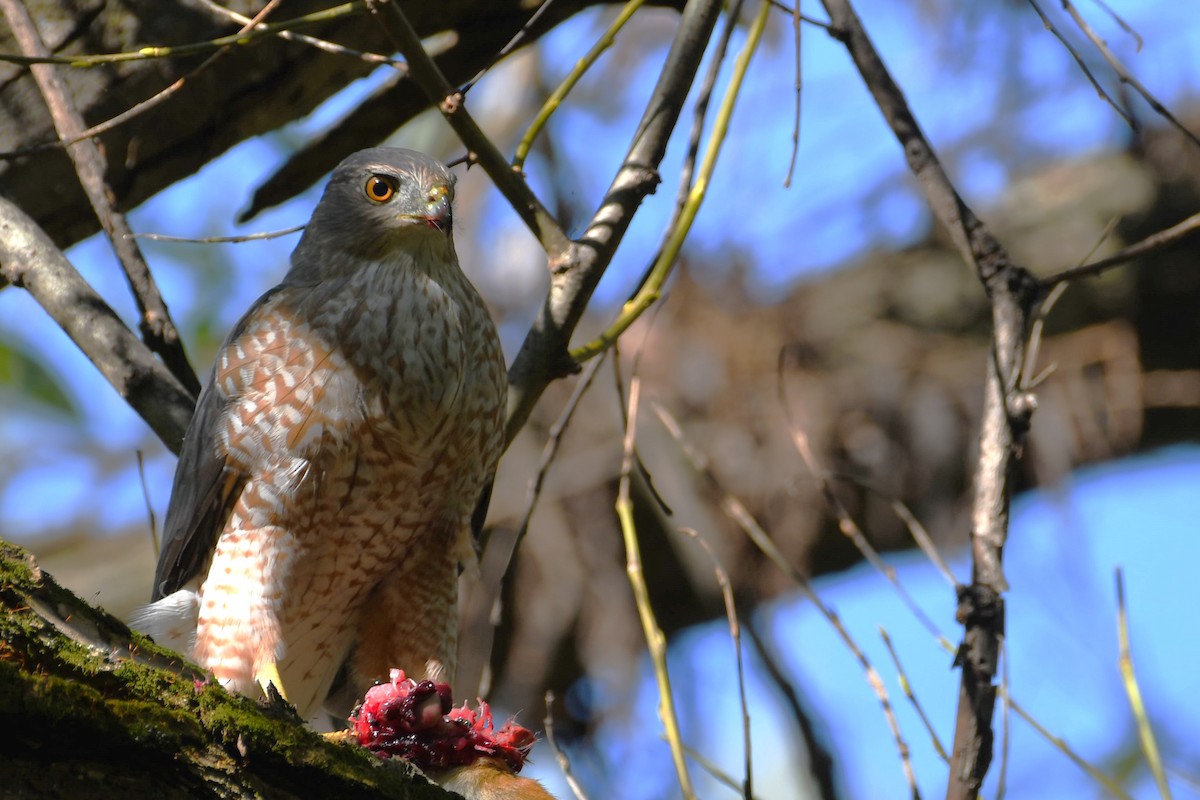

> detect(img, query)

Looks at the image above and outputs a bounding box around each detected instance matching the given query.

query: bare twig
[678,527,753,799]
[1026,0,1133,127]
[1,0,200,397]
[871,484,959,589]
[677,742,764,800]
[0,0,305,161]
[197,0,400,66]
[135,450,160,558]
[1020,281,1068,391]
[514,355,606,555]
[1061,0,1200,150]
[778,349,951,650]
[465,354,607,697]
[1039,210,1200,287]
[0,197,194,452]
[588,0,748,353]
[0,2,365,67]
[664,0,750,257]
[130,225,306,244]
[1116,570,1172,799]
[745,622,838,800]
[767,0,834,31]
[806,471,960,590]
[652,401,918,796]
[462,0,559,93]
[543,691,591,800]
[1090,0,1143,50]
[880,627,950,764]
[784,0,803,187]
[998,688,1132,799]
[997,641,1010,800]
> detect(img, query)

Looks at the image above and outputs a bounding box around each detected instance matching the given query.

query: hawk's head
[296,147,458,266]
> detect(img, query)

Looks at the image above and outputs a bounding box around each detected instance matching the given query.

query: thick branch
[0,0,200,396]
[0,196,194,453]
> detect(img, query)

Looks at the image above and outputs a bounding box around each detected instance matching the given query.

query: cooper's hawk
[135,148,507,723]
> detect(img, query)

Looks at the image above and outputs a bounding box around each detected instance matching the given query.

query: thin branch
[543,691,591,800]
[1,0,200,397]
[0,0,311,161]
[678,527,753,799]
[745,622,838,800]
[0,196,194,452]
[616,370,695,798]
[998,688,1132,799]
[130,225,306,244]
[1020,281,1068,390]
[1061,0,1200,150]
[811,471,961,590]
[0,2,365,67]
[584,0,748,359]
[1026,0,1133,127]
[997,641,1010,800]
[768,0,835,31]
[1116,570,1172,799]
[135,450,160,559]
[881,627,950,764]
[1090,0,1142,51]
[513,355,606,555]
[678,742,764,800]
[652,400,918,796]
[197,0,401,66]
[784,0,803,187]
[1039,209,1200,286]
[462,0,560,93]
[472,354,606,689]
[365,0,570,260]
[662,0,750,267]
[514,0,650,171]
[777,348,952,651]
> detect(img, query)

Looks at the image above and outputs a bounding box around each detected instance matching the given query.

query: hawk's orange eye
[364,175,397,203]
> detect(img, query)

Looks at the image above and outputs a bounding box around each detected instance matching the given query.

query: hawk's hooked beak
[399,183,452,233]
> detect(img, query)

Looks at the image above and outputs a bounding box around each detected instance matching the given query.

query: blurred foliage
[0,335,75,416]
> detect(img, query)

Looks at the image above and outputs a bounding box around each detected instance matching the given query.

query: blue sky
[2,1,1199,796]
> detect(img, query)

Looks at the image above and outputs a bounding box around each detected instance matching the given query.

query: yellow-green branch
[513,0,649,171]
[1116,570,1172,799]
[570,0,772,364]
[618,375,695,799]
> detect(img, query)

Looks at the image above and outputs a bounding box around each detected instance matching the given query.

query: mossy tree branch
[0,539,455,800]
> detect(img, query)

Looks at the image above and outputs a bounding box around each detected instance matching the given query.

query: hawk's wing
[151,376,245,601]
[151,287,287,601]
